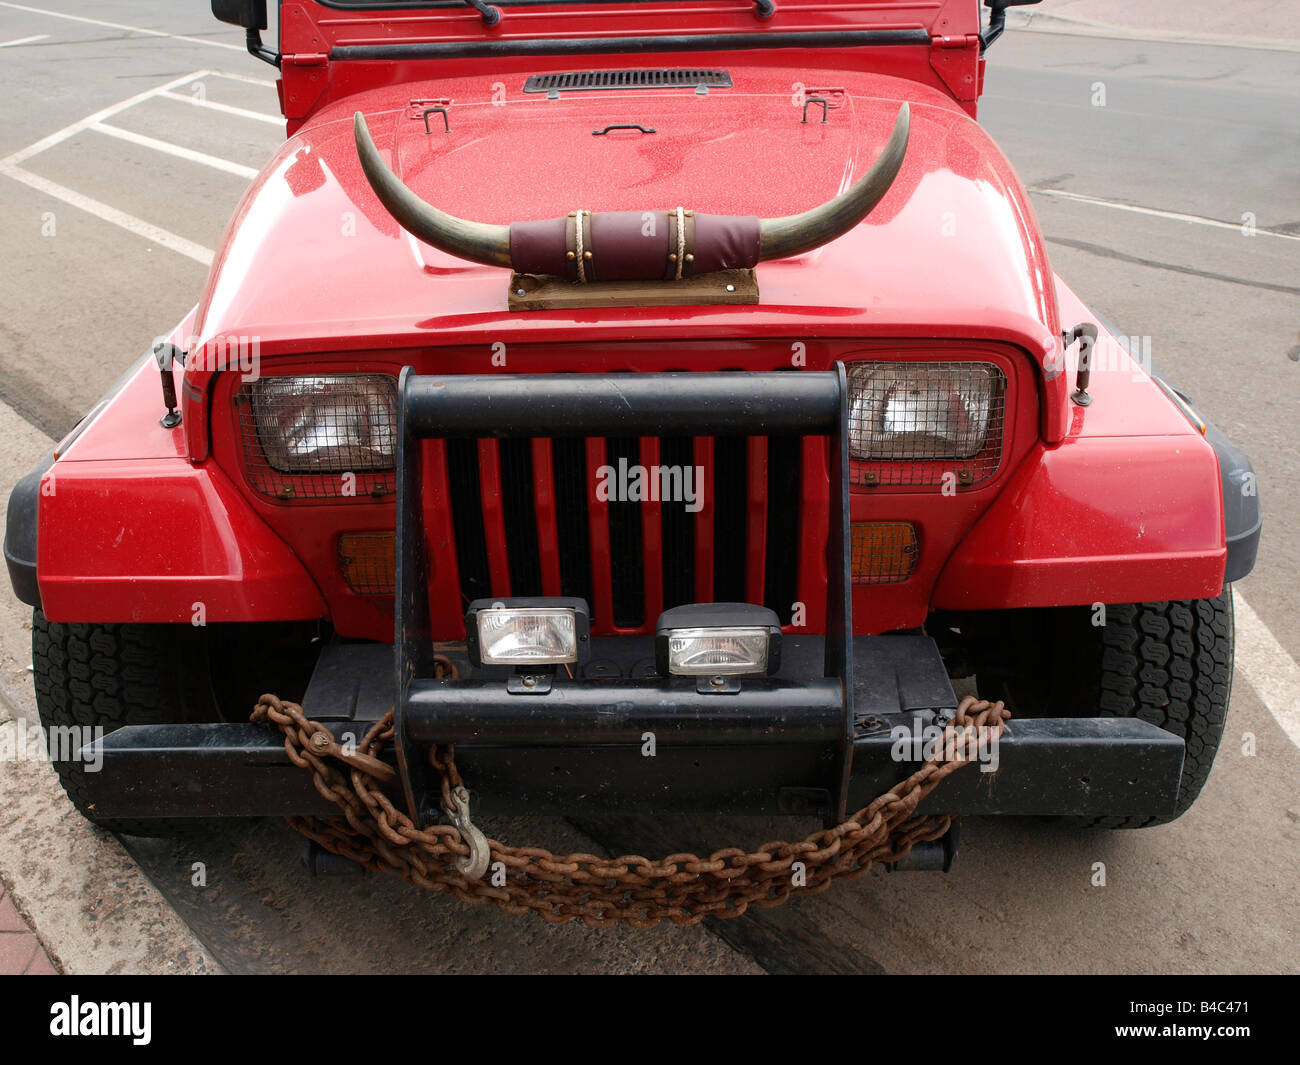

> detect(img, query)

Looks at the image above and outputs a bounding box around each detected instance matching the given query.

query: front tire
[973,590,1234,828]
[31,609,220,836]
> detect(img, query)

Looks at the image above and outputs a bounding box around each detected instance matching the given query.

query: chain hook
[445,784,491,880]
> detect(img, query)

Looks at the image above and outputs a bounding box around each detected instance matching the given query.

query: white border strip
[0,33,48,47]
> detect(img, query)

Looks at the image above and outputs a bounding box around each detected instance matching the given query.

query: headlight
[654,604,782,678]
[250,374,396,472]
[467,599,589,667]
[665,627,770,676]
[847,362,1003,460]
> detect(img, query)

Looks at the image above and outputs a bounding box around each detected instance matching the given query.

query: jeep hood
[195,66,1058,357]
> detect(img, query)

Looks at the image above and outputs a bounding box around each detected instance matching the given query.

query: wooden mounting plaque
[508,268,759,311]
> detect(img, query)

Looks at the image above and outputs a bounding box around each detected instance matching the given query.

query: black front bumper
[78,368,1188,824]
[83,635,1186,821]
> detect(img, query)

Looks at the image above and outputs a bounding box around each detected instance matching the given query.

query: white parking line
[0,163,214,265]
[0,33,48,46]
[157,90,282,126]
[91,122,259,180]
[0,1,245,52]
[1,70,211,166]
[1233,588,1300,750]
[205,69,278,89]
[0,69,271,264]
[1028,187,1300,243]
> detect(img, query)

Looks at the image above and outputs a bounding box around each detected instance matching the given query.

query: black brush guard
[80,367,1187,823]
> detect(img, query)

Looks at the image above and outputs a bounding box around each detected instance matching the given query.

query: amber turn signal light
[850,522,918,584]
[339,531,395,595]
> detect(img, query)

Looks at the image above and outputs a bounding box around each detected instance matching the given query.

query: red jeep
[4,0,1260,910]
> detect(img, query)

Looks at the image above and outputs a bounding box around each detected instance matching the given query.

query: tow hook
[300,840,367,877]
[446,785,491,880]
[885,823,960,873]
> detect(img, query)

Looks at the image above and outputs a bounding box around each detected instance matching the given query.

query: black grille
[500,439,542,597]
[553,438,593,609]
[659,436,695,611]
[711,436,747,603]
[523,69,732,93]
[444,436,801,633]
[446,439,491,606]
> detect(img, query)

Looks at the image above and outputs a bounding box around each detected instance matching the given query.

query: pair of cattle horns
[353,102,909,281]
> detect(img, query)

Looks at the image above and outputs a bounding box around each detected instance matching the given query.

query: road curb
[0,681,224,974]
[0,394,223,976]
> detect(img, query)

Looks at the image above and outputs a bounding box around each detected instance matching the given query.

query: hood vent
[523,69,733,94]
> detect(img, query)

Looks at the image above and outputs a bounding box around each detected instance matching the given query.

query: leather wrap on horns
[353,103,909,280]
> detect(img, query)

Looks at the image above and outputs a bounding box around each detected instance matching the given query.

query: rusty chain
[251,692,1008,928]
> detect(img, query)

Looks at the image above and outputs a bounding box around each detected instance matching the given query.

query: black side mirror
[211,1,267,30]
[981,0,1042,52]
[211,1,277,67]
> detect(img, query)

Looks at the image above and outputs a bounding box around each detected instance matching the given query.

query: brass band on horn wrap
[352,103,909,278]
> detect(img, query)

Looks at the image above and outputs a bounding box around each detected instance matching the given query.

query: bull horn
[758,102,910,262]
[354,102,908,272]
[353,111,512,267]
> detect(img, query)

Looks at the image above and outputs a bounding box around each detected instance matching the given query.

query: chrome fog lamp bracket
[654,603,783,688]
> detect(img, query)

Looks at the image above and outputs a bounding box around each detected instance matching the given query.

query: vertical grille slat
[425,438,466,633]
[476,439,513,598]
[605,437,645,629]
[764,436,802,626]
[531,438,564,596]
[795,435,831,631]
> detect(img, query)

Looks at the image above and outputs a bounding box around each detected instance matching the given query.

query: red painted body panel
[931,436,1226,609]
[933,278,1227,608]
[277,1,985,127]
[187,59,1067,440]
[38,362,326,624]
[32,3,1229,632]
